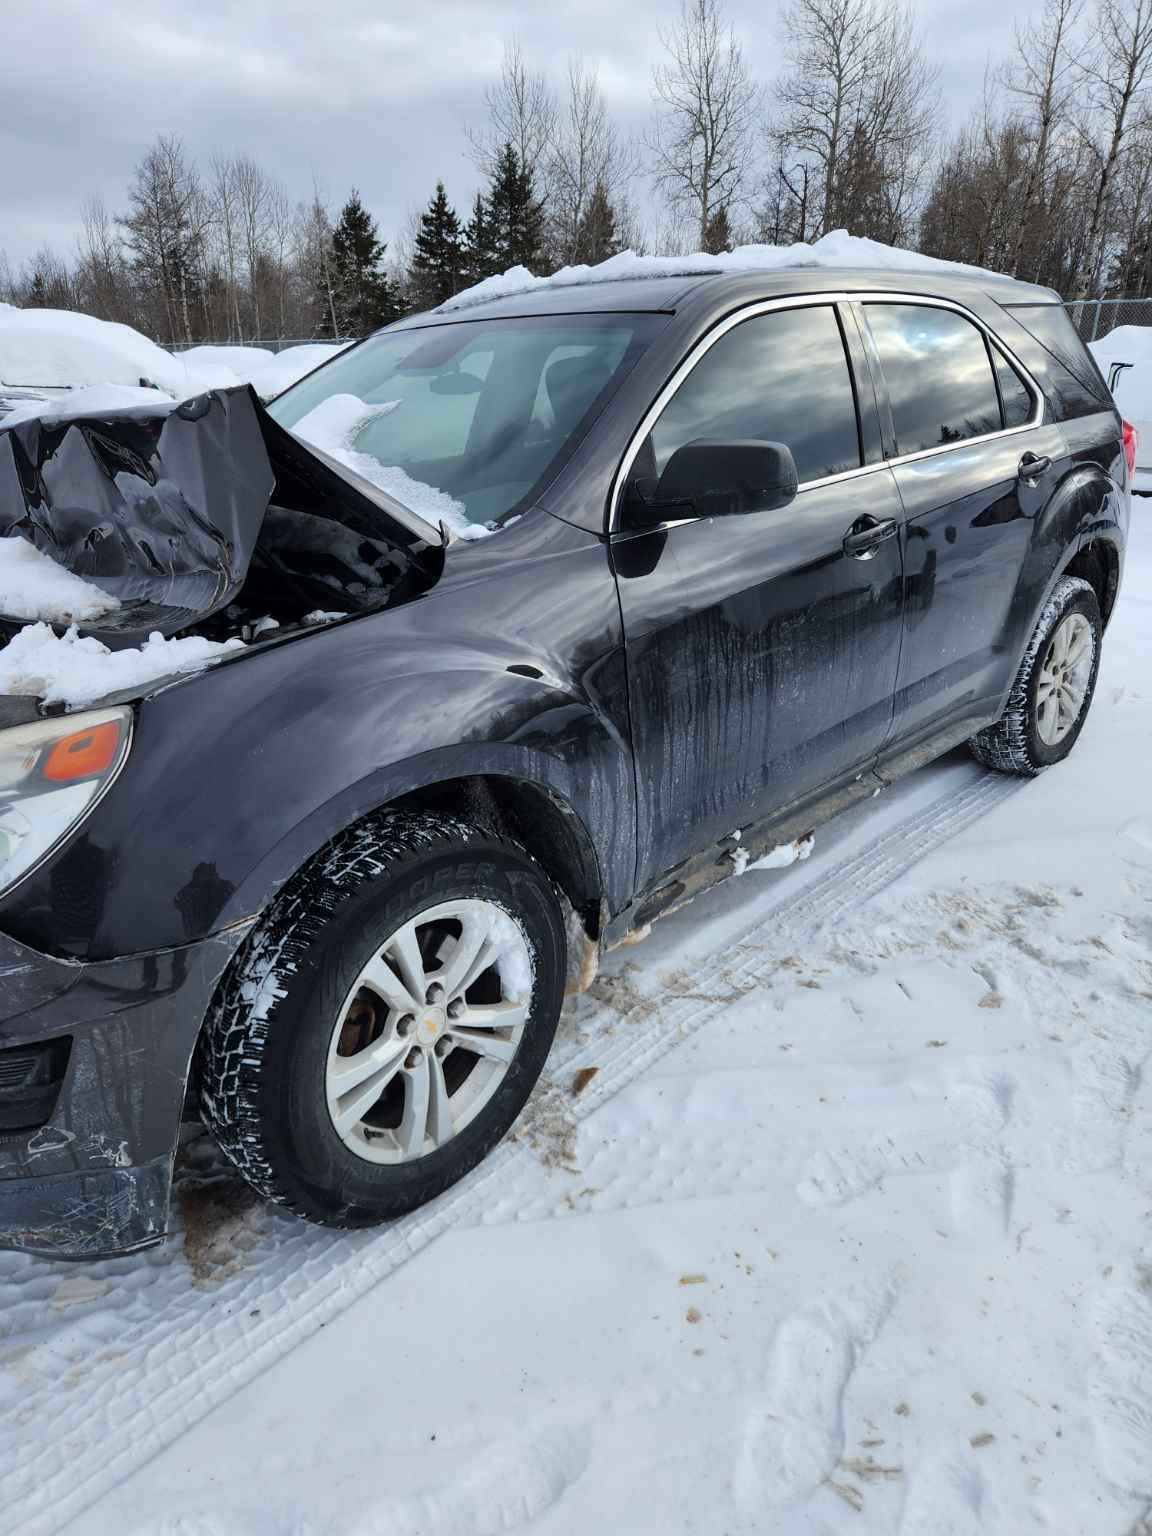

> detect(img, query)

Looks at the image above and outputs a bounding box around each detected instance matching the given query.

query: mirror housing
[626,439,799,527]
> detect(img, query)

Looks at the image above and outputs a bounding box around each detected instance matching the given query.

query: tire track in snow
[0,768,1023,1536]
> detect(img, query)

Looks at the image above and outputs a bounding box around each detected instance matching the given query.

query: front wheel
[196,812,567,1227]
[969,575,1102,776]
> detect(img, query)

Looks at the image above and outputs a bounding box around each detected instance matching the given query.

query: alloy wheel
[1035,612,1095,747]
[324,898,533,1165]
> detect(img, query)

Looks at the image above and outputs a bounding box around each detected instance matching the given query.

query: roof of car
[388,265,1062,329]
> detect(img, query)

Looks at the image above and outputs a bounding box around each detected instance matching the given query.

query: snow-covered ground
[0,512,1145,1535]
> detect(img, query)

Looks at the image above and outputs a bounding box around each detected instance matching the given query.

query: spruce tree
[487,144,545,272]
[330,190,401,334]
[701,205,734,255]
[575,181,620,266]
[27,272,48,307]
[410,182,466,309]
[463,192,499,283]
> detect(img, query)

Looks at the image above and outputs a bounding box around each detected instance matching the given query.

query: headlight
[0,708,132,896]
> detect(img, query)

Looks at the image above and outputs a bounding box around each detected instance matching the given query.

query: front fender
[0,517,635,961]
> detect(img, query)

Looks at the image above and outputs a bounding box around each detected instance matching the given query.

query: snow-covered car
[0,305,346,422]
[1089,324,1151,491]
[0,255,1130,1259]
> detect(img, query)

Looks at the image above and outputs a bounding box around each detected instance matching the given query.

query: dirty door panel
[614,301,906,892]
[888,428,1067,741]
[616,475,905,893]
[860,300,1064,743]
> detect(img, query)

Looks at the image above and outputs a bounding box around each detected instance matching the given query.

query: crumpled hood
[0,385,444,650]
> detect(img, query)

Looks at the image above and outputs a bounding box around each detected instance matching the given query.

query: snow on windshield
[0,537,122,625]
[437,229,1009,313]
[288,393,493,541]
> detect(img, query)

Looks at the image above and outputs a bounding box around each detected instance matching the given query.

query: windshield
[267,314,660,535]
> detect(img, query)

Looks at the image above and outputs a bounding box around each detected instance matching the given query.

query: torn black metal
[0,385,445,650]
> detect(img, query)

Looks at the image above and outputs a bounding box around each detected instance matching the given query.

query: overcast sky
[0,0,1039,270]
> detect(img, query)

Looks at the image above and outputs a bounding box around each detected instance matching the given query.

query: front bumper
[0,922,251,1259]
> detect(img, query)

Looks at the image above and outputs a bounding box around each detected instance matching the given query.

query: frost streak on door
[614,469,905,892]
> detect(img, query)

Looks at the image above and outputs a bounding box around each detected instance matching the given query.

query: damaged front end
[0,387,449,1258]
[0,384,445,658]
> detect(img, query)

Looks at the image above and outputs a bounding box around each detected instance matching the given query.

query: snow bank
[179,344,275,375]
[176,342,349,401]
[0,306,223,397]
[438,230,1006,313]
[244,344,348,399]
[0,537,121,623]
[0,622,244,707]
[289,393,490,540]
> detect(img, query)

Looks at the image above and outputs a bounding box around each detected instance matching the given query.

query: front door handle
[843,516,898,559]
[1018,451,1051,484]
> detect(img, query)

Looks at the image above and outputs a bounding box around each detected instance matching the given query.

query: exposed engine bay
[0,385,446,653]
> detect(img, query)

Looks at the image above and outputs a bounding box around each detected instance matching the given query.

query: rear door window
[642,304,862,490]
[865,303,1002,455]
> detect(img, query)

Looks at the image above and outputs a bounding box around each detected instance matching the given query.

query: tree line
[4,0,1152,343]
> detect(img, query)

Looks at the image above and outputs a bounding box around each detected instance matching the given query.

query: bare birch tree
[770,0,937,243]
[547,60,635,264]
[119,135,207,343]
[998,0,1083,276]
[1078,0,1152,292]
[467,39,557,184]
[648,0,758,249]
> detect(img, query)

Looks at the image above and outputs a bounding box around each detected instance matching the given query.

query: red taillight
[1123,419,1138,476]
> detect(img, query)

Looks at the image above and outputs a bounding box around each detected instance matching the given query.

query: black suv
[0,265,1128,1258]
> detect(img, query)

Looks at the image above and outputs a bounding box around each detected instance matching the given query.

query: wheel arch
[1059,536,1121,627]
[218,755,610,952]
[388,774,606,944]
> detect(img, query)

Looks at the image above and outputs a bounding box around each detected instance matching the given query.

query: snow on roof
[437,230,1007,314]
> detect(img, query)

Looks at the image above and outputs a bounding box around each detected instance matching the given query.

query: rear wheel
[196,812,567,1227]
[968,575,1102,776]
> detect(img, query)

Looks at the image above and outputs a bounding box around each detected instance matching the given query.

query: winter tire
[968,575,1102,776]
[196,811,567,1227]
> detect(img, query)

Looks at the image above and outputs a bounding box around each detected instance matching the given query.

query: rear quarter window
[999,304,1113,421]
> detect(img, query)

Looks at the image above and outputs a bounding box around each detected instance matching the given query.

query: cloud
[0,0,1031,270]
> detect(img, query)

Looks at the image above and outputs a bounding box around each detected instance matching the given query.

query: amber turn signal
[40,721,125,783]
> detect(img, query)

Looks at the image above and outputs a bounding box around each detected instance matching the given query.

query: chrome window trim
[608,288,1046,534]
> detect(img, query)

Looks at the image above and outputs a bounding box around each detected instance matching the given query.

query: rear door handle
[843,516,898,559]
[1018,452,1051,483]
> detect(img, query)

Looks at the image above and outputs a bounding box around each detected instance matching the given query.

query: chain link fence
[1063,297,1152,343]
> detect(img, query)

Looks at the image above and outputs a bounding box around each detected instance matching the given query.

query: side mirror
[626,439,799,527]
